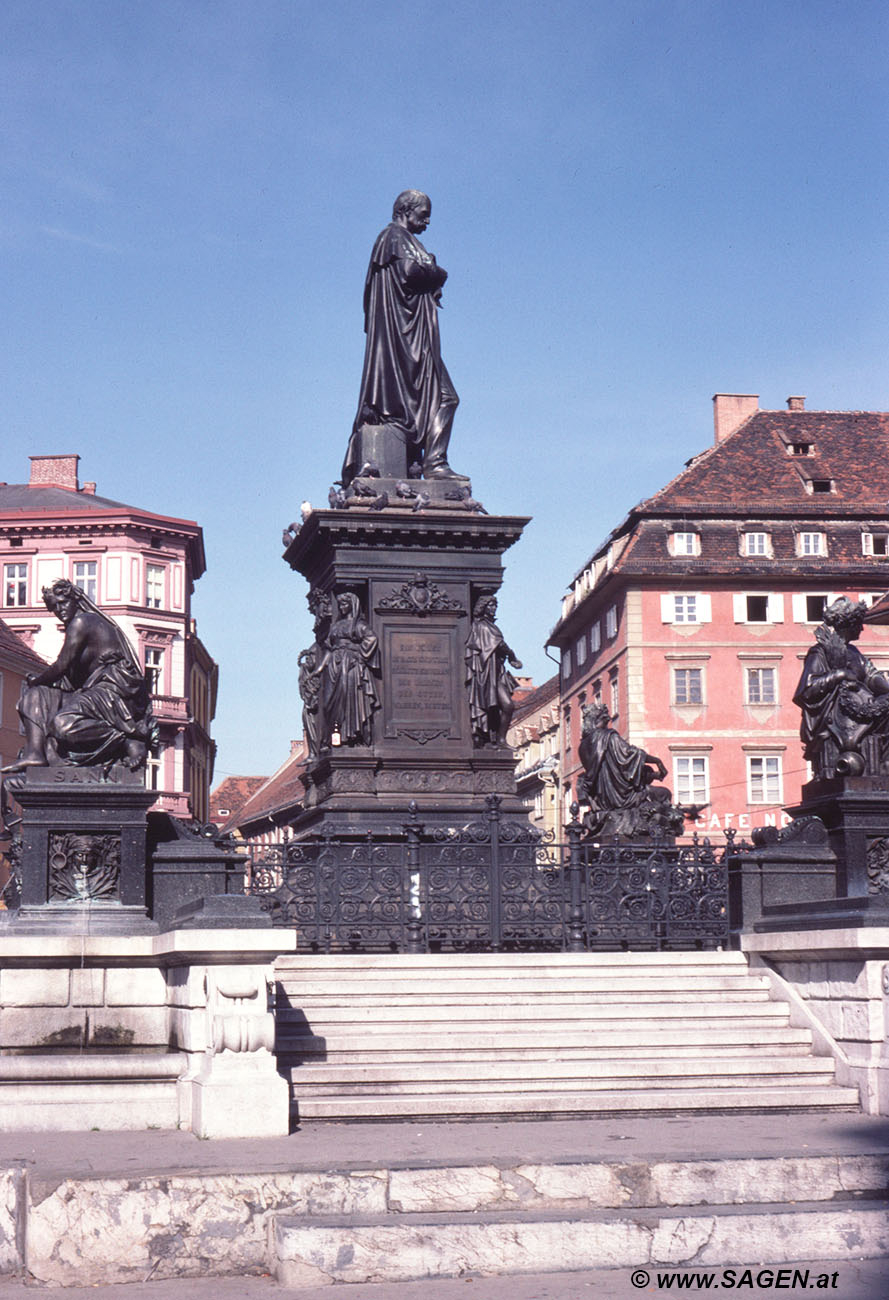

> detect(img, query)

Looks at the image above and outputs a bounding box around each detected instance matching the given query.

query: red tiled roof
[512,673,559,724]
[0,618,47,673]
[648,411,889,515]
[209,775,268,826]
[224,742,309,834]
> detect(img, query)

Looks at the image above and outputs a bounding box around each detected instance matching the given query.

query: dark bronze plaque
[384,626,456,736]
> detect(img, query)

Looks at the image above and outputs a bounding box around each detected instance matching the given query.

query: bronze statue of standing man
[342,191,461,486]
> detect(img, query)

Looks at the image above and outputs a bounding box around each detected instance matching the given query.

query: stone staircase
[8,1133,889,1286]
[273,951,860,1120]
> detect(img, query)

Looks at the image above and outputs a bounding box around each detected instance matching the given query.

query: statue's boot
[424,461,461,479]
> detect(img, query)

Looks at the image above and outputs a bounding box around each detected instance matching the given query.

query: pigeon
[395,480,416,499]
[328,485,348,509]
[357,460,380,478]
[300,500,313,521]
[412,491,432,512]
[368,492,389,511]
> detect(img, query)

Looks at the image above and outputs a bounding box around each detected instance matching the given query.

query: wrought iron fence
[247,797,730,952]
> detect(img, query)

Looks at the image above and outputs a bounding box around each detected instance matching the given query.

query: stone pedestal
[4,765,158,934]
[728,777,889,936]
[284,505,530,834]
[743,926,889,1114]
[0,927,298,1135]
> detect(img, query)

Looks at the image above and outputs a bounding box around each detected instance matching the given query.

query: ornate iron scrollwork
[248,799,730,952]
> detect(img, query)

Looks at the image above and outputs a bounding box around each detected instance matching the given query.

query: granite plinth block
[284,507,531,837]
[4,764,157,935]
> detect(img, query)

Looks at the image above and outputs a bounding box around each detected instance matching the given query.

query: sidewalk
[2,1111,888,1184]
[2,1261,889,1300]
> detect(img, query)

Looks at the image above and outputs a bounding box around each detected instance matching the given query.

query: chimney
[712,394,759,444]
[786,396,806,411]
[28,454,80,491]
[81,481,97,494]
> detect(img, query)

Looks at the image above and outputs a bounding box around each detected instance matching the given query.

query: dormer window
[808,478,833,494]
[789,442,813,456]
[862,532,889,557]
[670,531,700,557]
[743,532,771,557]
[797,532,826,557]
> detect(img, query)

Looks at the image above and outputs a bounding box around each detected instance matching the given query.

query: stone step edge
[272,1201,889,1287]
[275,952,744,965]
[293,1066,842,1086]
[293,1088,860,1119]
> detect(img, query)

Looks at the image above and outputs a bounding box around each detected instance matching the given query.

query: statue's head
[335,591,360,619]
[823,596,867,641]
[69,836,100,869]
[473,594,497,619]
[42,578,85,622]
[582,702,612,731]
[393,190,431,234]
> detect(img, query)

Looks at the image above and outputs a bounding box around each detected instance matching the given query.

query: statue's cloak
[342,222,455,484]
[578,727,649,812]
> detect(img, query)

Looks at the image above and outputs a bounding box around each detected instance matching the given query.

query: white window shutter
[768,593,784,623]
[791,593,806,622]
[660,594,674,623]
[732,594,746,623]
[697,594,712,623]
[863,533,873,555]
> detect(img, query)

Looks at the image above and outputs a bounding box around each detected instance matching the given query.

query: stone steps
[283,1025,817,1058]
[274,952,859,1121]
[10,1137,888,1287]
[0,1052,185,1132]
[299,1056,837,1092]
[273,1201,889,1288]
[292,1084,858,1119]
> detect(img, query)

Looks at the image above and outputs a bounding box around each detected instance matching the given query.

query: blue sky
[2,0,887,779]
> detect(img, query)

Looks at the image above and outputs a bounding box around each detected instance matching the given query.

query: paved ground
[2,1262,889,1300]
[2,1111,888,1184]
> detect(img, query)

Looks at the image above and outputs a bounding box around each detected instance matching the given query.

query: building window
[609,668,619,717]
[744,532,769,556]
[590,622,601,654]
[797,532,825,557]
[806,594,826,622]
[3,563,28,608]
[674,595,697,624]
[862,533,889,556]
[561,648,572,680]
[146,564,165,609]
[790,442,813,456]
[592,678,602,707]
[605,605,618,638]
[809,479,833,495]
[748,754,782,803]
[674,755,709,805]
[145,647,164,694]
[73,560,97,601]
[745,595,769,623]
[145,749,162,792]
[746,667,777,705]
[576,635,587,667]
[671,532,700,556]
[673,667,703,705]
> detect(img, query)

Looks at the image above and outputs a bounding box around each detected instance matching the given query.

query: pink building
[0,454,217,820]
[548,396,889,839]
